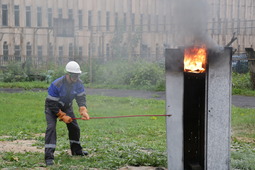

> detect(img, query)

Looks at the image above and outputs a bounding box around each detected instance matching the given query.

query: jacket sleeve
[45,83,60,114]
[75,83,87,108]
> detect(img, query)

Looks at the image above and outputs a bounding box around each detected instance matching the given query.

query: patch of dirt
[0,137,166,170]
[235,136,255,144]
[0,139,43,153]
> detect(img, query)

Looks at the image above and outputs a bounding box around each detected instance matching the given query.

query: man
[44,61,90,166]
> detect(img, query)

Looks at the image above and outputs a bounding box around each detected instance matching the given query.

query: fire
[184,46,207,73]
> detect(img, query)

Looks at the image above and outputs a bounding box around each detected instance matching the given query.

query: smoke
[171,0,218,49]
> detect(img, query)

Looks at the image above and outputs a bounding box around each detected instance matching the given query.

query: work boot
[45,159,54,166]
[72,150,88,156]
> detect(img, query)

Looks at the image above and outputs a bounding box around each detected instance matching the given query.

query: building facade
[0,0,170,66]
[0,0,255,67]
[208,0,255,52]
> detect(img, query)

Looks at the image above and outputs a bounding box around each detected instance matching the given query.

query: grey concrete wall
[206,47,232,169]
[165,49,184,170]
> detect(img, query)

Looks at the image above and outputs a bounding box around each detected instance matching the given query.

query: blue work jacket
[45,75,86,114]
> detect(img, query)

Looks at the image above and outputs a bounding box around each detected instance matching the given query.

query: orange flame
[184,47,207,73]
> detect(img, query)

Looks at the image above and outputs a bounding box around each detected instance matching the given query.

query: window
[26,42,32,63]
[231,19,235,34]
[106,43,110,59]
[2,5,8,26]
[78,10,83,29]
[69,43,73,57]
[26,6,31,27]
[155,15,159,32]
[14,45,21,61]
[236,18,241,35]
[131,13,135,31]
[140,14,143,31]
[140,43,148,58]
[88,43,92,58]
[37,46,43,63]
[48,8,52,27]
[98,46,101,58]
[37,7,42,27]
[97,11,101,31]
[123,13,127,31]
[68,9,73,19]
[58,8,62,18]
[114,12,118,30]
[14,5,20,26]
[79,47,83,57]
[88,10,92,30]
[148,15,151,32]
[156,43,159,59]
[58,46,63,65]
[48,44,53,57]
[106,11,110,31]
[163,15,166,32]
[59,46,63,56]
[48,44,54,63]
[26,42,32,57]
[3,42,8,61]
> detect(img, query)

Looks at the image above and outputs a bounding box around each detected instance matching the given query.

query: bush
[1,62,50,82]
[46,67,65,83]
[3,62,28,82]
[93,59,133,85]
[92,59,165,90]
[232,72,252,89]
[129,62,164,89]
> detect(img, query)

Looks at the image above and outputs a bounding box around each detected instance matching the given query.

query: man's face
[68,73,80,83]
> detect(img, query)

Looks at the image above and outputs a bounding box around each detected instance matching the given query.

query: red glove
[79,106,90,120]
[56,110,73,123]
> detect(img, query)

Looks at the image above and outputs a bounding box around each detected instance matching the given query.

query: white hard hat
[65,61,82,74]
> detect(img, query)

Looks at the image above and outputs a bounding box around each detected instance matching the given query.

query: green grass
[232,107,255,138]
[0,92,167,169]
[0,81,49,89]
[232,88,255,96]
[231,107,255,169]
[0,92,255,169]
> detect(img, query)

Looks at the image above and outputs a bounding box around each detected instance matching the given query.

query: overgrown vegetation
[232,72,255,96]
[92,59,165,90]
[0,60,254,96]
[0,59,165,91]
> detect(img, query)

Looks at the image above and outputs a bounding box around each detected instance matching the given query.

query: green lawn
[0,91,166,169]
[0,91,254,169]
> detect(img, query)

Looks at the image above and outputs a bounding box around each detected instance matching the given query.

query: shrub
[129,62,164,88]
[3,62,28,82]
[232,72,252,89]
[92,59,165,90]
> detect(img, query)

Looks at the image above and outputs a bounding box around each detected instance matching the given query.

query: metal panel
[206,47,232,169]
[165,49,184,170]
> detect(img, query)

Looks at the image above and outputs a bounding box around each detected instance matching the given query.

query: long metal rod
[73,114,171,120]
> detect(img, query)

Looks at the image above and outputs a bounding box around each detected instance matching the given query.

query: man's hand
[61,115,73,123]
[57,110,73,123]
[79,106,90,120]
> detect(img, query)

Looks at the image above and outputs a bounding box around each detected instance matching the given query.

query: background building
[0,0,254,67]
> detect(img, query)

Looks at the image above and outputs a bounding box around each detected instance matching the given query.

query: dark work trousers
[44,107,83,161]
